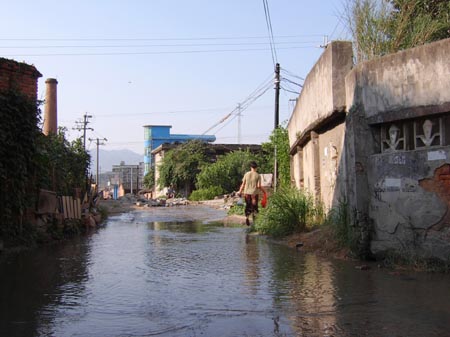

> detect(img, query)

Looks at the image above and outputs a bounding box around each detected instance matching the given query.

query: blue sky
[1,0,348,155]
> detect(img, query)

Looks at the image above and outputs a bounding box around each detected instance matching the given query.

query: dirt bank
[277,227,351,260]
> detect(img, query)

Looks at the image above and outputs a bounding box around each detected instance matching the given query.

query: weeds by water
[254,187,323,238]
[380,249,450,273]
[325,199,358,252]
[227,204,245,216]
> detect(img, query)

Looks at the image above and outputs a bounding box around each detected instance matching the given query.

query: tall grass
[254,187,322,237]
[326,199,356,249]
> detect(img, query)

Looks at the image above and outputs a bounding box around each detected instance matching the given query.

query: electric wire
[2,45,319,57]
[201,74,274,135]
[0,34,327,42]
[214,114,239,134]
[280,67,305,81]
[280,86,300,95]
[262,0,278,66]
[281,77,303,87]
[0,40,322,49]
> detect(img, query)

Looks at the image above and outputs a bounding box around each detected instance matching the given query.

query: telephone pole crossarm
[73,112,93,149]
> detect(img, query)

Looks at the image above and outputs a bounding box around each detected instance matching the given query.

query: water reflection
[0,237,91,337]
[1,206,450,337]
[242,234,261,295]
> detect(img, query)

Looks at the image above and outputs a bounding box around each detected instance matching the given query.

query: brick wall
[0,57,42,99]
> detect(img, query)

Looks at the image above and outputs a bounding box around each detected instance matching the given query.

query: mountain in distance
[89,149,143,173]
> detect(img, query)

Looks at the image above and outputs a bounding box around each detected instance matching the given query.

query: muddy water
[1,205,450,337]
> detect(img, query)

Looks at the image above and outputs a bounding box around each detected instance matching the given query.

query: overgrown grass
[227,204,245,216]
[254,187,323,238]
[189,186,224,201]
[325,199,358,252]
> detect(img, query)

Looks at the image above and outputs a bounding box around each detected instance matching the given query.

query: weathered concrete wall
[346,38,450,123]
[345,38,450,260]
[368,154,450,260]
[288,41,352,209]
[289,37,450,260]
[302,138,318,196]
[319,123,346,209]
[288,41,352,146]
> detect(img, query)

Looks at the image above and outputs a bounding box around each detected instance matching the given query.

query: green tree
[157,140,210,195]
[35,127,90,195]
[344,0,450,62]
[143,167,155,189]
[196,150,263,193]
[388,0,450,50]
[0,89,90,244]
[261,125,291,189]
[344,0,392,62]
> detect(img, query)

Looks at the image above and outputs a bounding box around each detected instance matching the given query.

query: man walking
[238,161,266,226]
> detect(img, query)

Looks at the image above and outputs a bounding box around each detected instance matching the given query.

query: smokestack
[43,78,58,135]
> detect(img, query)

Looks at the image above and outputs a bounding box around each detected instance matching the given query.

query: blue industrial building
[143,125,216,174]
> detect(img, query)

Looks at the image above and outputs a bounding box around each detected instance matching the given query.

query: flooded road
[1,205,450,337]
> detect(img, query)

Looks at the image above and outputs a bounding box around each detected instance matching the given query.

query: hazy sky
[1,0,348,155]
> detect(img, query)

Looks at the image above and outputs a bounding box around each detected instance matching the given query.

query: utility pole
[274,63,280,129]
[237,103,242,144]
[74,113,93,149]
[130,166,133,194]
[89,137,107,192]
[273,63,280,192]
[136,164,139,193]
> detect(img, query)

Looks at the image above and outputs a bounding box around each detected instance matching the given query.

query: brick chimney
[43,78,58,135]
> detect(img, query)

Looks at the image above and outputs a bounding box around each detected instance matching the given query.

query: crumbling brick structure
[0,57,42,98]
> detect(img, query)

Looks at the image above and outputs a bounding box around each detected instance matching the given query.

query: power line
[281,77,303,88]
[201,74,274,135]
[280,86,300,95]
[0,34,326,42]
[2,45,319,57]
[280,67,305,81]
[262,0,278,66]
[0,40,323,49]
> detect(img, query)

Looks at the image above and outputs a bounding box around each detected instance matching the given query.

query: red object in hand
[261,191,267,208]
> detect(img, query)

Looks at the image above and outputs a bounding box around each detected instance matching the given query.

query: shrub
[254,187,318,237]
[189,186,224,201]
[196,150,263,194]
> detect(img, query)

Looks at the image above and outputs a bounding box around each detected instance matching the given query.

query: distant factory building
[143,125,216,174]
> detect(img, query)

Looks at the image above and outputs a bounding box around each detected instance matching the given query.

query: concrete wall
[302,139,318,196]
[288,41,352,147]
[289,38,450,260]
[319,123,346,209]
[345,38,450,260]
[288,41,352,210]
[346,38,450,123]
